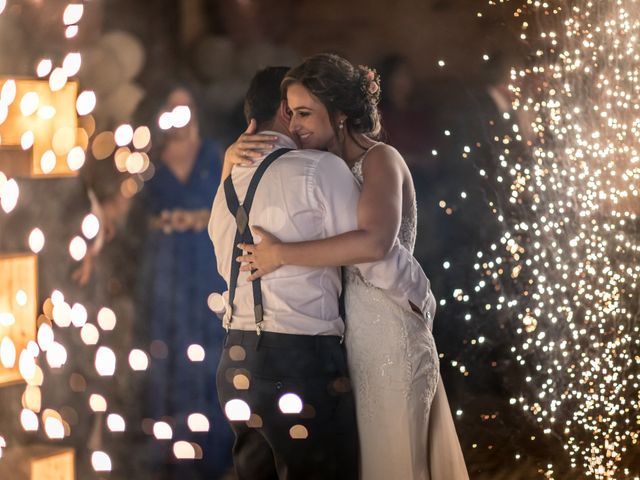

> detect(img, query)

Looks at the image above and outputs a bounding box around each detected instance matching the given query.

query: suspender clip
[223,305,233,330]
[254,305,264,335]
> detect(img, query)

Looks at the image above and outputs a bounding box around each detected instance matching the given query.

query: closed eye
[292,107,312,117]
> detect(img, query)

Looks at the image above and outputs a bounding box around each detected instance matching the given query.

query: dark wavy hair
[244,66,290,128]
[281,53,382,140]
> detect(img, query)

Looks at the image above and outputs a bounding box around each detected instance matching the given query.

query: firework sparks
[469,0,640,477]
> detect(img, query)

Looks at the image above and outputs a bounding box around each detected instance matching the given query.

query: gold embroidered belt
[149,209,210,234]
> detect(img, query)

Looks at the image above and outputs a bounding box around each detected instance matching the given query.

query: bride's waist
[344,266,372,286]
[344,268,427,324]
[344,270,396,307]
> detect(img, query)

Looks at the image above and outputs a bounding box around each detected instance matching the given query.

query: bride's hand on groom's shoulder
[225,119,277,168]
[237,225,284,280]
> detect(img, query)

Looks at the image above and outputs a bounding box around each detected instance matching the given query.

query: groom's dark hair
[244,66,290,129]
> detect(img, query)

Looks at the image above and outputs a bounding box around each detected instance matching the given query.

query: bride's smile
[287,82,342,153]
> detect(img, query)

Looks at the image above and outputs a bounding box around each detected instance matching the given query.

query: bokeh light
[173,441,202,460]
[48,68,67,92]
[0,312,15,327]
[0,337,16,368]
[114,124,133,146]
[95,346,116,376]
[36,59,53,78]
[70,303,88,327]
[89,394,107,413]
[29,228,45,253]
[40,150,57,174]
[132,125,151,149]
[106,414,126,432]
[187,413,209,432]
[45,342,67,369]
[19,91,39,116]
[81,214,100,239]
[63,4,84,25]
[20,409,39,432]
[153,421,173,440]
[62,52,82,77]
[80,323,100,345]
[68,236,87,261]
[66,146,86,171]
[278,393,303,414]
[44,416,65,440]
[128,349,149,371]
[1,179,19,213]
[76,90,96,116]
[186,344,205,362]
[97,307,117,331]
[21,130,34,150]
[52,301,72,327]
[91,451,112,472]
[37,323,55,351]
[224,399,251,421]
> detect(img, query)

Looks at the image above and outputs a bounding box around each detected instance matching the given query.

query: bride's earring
[338,120,346,144]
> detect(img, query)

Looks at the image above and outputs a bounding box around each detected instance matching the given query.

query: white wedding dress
[344,153,469,480]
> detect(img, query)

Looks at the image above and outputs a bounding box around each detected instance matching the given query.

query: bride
[227,53,468,480]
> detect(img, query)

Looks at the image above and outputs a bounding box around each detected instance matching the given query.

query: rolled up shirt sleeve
[357,243,436,328]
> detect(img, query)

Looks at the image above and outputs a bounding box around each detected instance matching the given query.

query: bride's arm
[239,147,433,319]
[221,119,278,182]
[238,145,404,277]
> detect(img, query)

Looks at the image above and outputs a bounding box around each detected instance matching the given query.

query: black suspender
[223,148,293,334]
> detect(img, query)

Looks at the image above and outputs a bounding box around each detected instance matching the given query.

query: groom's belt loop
[223,148,293,333]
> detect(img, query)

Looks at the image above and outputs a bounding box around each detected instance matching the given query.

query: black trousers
[216,329,360,480]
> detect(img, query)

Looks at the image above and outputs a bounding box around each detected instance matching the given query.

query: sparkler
[465,0,640,477]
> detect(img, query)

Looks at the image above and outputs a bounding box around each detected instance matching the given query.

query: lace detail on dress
[346,149,418,287]
[344,264,438,479]
[350,153,417,252]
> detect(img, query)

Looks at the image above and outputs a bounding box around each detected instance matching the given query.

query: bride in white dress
[231,53,468,480]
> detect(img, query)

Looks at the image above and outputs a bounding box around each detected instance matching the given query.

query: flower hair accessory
[359,65,381,103]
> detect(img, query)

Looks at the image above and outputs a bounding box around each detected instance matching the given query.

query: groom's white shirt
[209,132,434,336]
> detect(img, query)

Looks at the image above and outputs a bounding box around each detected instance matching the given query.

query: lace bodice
[350,152,417,253]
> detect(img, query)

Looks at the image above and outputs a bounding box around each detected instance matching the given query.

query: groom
[209,66,433,479]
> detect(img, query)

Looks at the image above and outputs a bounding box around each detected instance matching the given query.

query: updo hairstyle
[281,53,382,138]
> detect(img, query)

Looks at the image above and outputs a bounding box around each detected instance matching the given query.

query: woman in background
[134,82,233,480]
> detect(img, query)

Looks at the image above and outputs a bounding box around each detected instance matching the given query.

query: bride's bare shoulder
[362,142,408,173]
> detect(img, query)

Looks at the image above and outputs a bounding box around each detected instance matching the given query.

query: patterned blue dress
[136,139,233,478]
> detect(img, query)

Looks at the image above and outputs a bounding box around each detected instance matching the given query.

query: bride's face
[286,82,338,151]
